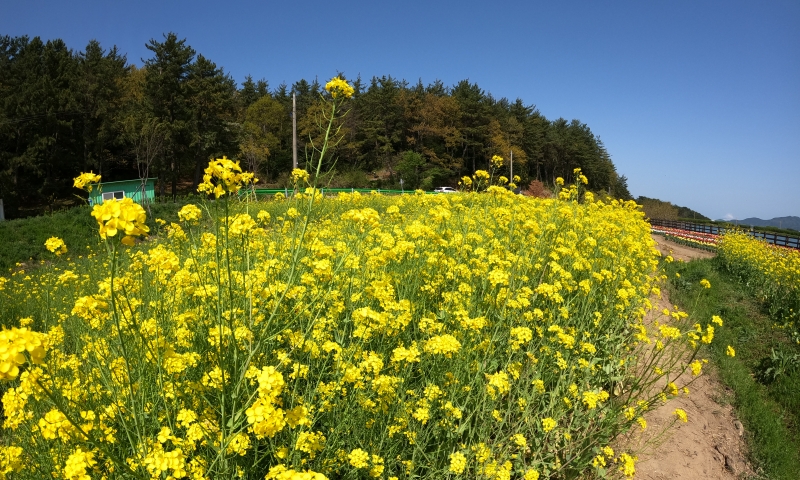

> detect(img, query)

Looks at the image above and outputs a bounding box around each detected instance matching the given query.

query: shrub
[523,180,551,198]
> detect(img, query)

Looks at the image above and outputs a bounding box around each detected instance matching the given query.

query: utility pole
[292,92,298,170]
[509,149,513,185]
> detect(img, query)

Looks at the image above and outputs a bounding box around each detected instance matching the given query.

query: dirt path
[628,236,751,479]
[651,234,715,262]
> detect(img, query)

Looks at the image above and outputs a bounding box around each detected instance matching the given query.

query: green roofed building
[88,178,157,206]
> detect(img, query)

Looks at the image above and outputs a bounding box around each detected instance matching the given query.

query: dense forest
[0,32,631,219]
[636,196,709,221]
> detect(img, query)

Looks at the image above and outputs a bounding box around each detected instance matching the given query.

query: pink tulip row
[651,226,719,248]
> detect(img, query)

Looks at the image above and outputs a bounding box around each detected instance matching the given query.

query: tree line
[0,32,631,218]
[636,196,709,221]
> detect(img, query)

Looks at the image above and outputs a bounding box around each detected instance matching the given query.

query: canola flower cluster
[0,163,718,479]
[324,77,354,99]
[45,237,68,256]
[72,172,102,192]
[718,232,800,342]
[198,156,257,199]
[90,197,150,246]
[0,327,48,380]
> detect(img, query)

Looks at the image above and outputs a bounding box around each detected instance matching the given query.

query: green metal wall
[89,178,157,205]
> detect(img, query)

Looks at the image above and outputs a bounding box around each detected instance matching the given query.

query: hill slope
[714,216,800,232]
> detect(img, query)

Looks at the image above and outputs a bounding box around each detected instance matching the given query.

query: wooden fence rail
[649,219,800,250]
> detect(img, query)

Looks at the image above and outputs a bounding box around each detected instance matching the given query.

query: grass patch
[666,257,800,479]
[0,195,207,273]
[0,205,99,272]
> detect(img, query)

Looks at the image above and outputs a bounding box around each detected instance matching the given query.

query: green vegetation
[635,196,709,221]
[0,197,202,271]
[0,206,98,272]
[666,257,800,480]
[0,168,662,478]
[0,33,631,220]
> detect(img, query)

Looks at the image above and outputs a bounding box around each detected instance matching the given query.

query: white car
[433,186,458,194]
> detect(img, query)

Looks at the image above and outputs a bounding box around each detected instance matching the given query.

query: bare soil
[626,236,751,479]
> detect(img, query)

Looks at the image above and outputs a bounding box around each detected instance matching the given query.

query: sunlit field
[718,232,800,343]
[0,79,723,480]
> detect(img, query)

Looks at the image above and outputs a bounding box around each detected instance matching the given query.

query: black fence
[649,219,800,250]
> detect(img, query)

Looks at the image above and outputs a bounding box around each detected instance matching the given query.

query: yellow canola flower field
[718,232,800,341]
[0,177,708,480]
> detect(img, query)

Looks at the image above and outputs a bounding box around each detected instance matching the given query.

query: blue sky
[3,0,798,220]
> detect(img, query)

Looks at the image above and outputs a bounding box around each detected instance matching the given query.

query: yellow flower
[582,390,605,409]
[44,237,67,255]
[542,417,557,432]
[523,469,540,480]
[511,433,527,449]
[197,156,255,198]
[369,454,385,478]
[0,327,48,380]
[391,344,421,363]
[286,404,310,428]
[63,447,96,480]
[532,379,546,394]
[90,197,149,243]
[726,345,735,357]
[296,431,326,458]
[348,448,369,469]
[0,445,23,475]
[637,417,647,430]
[485,371,510,399]
[689,359,703,375]
[449,452,467,474]
[673,408,688,422]
[226,432,251,456]
[291,168,310,185]
[229,213,257,236]
[178,204,202,224]
[491,155,504,168]
[73,172,101,192]
[266,465,328,480]
[510,327,533,350]
[700,279,711,289]
[423,334,461,357]
[413,406,430,424]
[701,325,714,344]
[245,398,286,438]
[473,170,490,181]
[617,453,636,477]
[325,77,354,99]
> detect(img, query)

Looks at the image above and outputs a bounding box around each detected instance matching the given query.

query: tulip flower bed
[650,226,719,251]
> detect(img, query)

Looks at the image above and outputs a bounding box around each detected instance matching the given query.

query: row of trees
[636,196,710,221]
[0,32,631,218]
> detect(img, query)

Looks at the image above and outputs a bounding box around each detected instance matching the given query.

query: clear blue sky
[3,0,798,220]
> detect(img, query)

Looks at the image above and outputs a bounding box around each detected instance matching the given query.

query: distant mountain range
[713,216,800,232]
